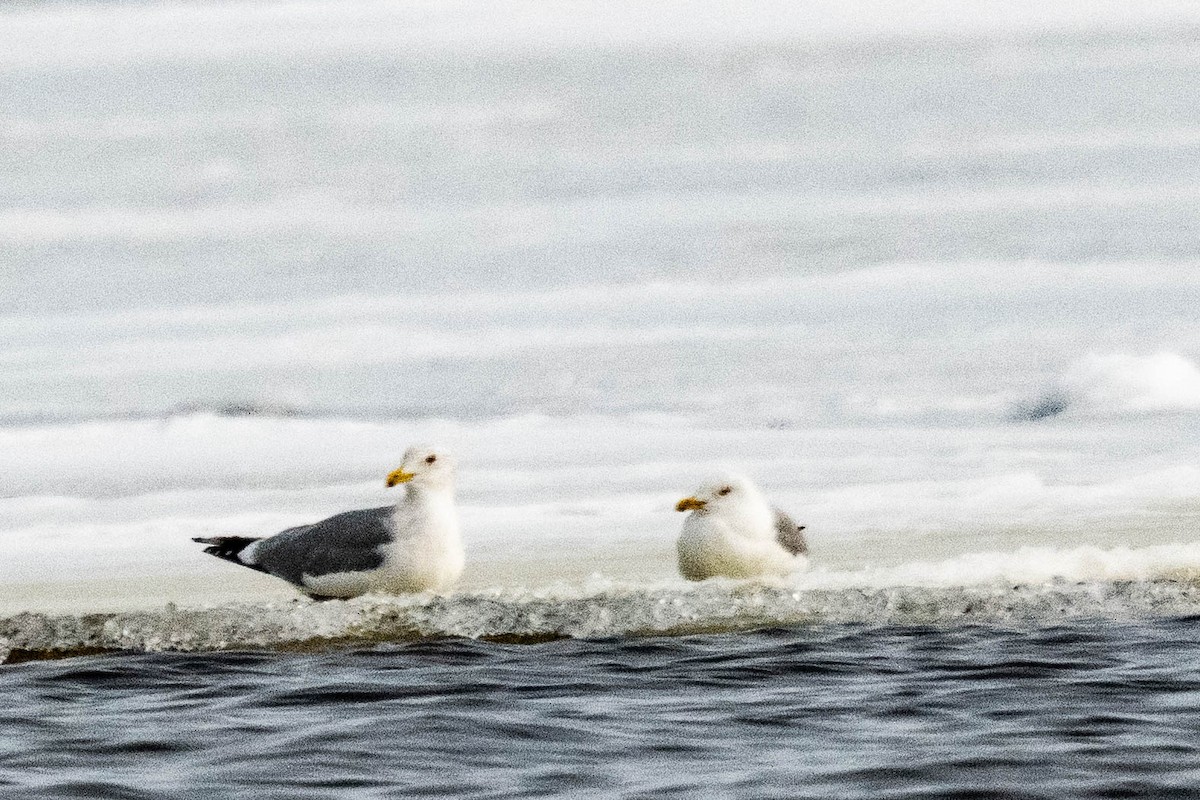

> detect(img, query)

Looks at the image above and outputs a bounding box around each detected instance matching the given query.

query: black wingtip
[193,535,263,566]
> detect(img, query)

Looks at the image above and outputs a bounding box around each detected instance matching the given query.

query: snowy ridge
[8,539,1200,661]
[5,568,1200,664]
[4,411,1200,605]
[1018,352,1200,419]
[5,265,1200,425]
[5,0,1200,69]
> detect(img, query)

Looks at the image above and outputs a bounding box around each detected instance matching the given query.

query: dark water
[3,620,1200,799]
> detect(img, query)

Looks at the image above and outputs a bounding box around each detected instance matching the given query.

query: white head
[386,444,456,491]
[675,474,768,517]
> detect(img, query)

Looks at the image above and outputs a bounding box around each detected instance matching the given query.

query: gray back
[254,505,396,585]
[773,508,808,556]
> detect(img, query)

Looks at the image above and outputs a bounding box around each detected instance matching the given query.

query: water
[4,622,1200,799]
[6,0,1200,795]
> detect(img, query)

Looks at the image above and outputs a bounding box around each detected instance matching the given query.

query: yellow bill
[386,468,415,487]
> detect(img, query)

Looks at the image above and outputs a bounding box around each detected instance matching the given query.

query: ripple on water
[2,621,1200,797]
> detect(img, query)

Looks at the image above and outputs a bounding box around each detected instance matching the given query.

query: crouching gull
[193,445,464,599]
[674,474,807,581]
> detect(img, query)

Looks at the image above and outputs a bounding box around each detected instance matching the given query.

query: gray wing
[773,507,808,556]
[250,506,395,585]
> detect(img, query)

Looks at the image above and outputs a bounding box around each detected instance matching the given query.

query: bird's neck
[399,483,454,508]
[393,484,458,538]
[408,479,453,496]
[724,500,774,533]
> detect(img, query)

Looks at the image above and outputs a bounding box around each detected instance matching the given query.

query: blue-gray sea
[5,1,1200,796]
[5,622,1200,798]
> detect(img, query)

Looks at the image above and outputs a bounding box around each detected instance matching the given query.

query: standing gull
[193,445,464,599]
[674,474,807,581]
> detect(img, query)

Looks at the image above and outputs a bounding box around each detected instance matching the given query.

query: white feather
[676,474,806,581]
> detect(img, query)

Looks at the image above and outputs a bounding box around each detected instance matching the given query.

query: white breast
[300,487,464,597]
[379,489,464,592]
[677,512,802,581]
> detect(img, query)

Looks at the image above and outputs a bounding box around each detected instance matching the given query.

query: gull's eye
[717,486,732,496]
[425,455,437,464]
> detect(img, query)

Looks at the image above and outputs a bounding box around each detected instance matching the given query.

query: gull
[193,445,463,599]
[674,474,807,581]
